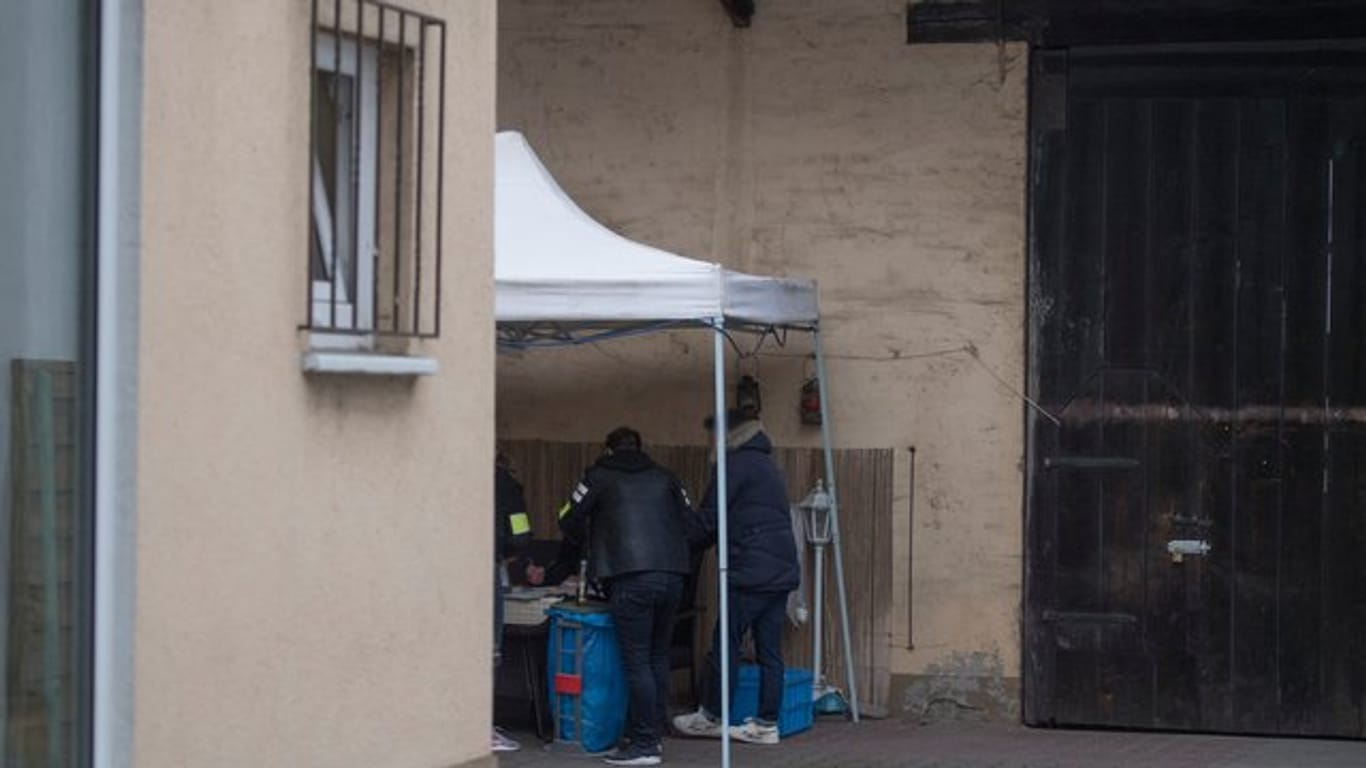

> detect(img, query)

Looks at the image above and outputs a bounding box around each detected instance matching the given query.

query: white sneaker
[491,728,521,752]
[671,708,723,739]
[729,718,779,745]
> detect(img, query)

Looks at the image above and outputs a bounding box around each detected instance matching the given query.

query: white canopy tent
[495,131,819,329]
[494,131,858,763]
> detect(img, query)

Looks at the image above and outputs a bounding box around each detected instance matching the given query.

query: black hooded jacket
[559,449,696,582]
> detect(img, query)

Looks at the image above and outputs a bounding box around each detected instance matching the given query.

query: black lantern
[736,375,762,417]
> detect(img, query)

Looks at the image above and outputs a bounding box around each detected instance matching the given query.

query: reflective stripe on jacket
[496,464,532,559]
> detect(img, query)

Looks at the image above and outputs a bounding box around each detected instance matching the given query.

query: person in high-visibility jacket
[492,454,533,753]
[496,454,534,565]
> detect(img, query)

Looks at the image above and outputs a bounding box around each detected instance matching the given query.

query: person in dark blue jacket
[673,409,799,746]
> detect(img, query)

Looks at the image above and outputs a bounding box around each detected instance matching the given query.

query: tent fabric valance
[494,131,819,329]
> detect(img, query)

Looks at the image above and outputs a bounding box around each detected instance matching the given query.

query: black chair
[668,554,705,707]
[494,622,552,741]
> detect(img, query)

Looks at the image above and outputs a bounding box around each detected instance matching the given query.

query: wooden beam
[908,0,1366,47]
[906,0,1035,44]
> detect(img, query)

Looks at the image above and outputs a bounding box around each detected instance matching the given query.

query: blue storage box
[728,665,814,737]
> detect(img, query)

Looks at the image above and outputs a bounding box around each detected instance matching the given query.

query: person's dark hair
[605,426,642,452]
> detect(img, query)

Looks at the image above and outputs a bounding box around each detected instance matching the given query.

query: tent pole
[713,319,732,767]
[814,327,861,722]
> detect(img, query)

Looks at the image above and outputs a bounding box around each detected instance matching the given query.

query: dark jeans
[608,571,685,749]
[704,589,787,725]
[493,560,505,668]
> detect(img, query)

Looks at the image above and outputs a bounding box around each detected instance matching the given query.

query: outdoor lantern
[800,376,822,425]
[798,478,846,711]
[736,375,762,416]
[798,478,834,545]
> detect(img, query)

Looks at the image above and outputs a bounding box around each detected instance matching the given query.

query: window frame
[303,0,448,346]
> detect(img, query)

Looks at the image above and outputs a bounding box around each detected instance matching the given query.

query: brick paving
[497,719,1366,768]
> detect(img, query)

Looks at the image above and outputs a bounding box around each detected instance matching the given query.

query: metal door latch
[1167,539,1211,563]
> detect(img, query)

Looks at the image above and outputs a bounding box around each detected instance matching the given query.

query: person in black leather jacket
[673,410,799,746]
[559,427,698,766]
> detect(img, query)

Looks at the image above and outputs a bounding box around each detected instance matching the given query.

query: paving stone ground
[497,718,1366,768]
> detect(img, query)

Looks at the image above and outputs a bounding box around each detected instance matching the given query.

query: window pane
[0,1,95,765]
[312,69,357,303]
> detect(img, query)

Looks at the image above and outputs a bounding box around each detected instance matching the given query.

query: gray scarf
[709,420,765,464]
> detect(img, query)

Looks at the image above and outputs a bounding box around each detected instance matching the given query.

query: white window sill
[302,350,438,377]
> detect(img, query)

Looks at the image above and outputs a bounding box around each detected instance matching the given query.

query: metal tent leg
[814,327,861,722]
[713,320,733,767]
[811,538,825,698]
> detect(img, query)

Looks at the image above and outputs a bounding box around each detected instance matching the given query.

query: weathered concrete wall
[498,0,1027,718]
[135,1,496,765]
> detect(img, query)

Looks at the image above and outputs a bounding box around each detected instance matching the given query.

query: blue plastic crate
[728,665,813,737]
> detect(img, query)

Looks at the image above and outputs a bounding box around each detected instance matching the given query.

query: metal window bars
[306,0,446,338]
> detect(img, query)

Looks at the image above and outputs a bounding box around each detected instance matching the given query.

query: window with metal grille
[306,0,445,339]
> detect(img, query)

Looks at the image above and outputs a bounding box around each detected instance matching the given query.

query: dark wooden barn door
[1025,44,1366,737]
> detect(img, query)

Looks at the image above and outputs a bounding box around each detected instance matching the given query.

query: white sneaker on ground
[729,718,779,745]
[671,708,723,739]
[491,728,521,752]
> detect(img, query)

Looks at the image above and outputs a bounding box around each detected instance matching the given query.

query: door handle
[1167,539,1211,563]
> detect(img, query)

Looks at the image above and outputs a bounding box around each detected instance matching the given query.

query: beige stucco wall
[498,0,1027,714]
[135,1,496,766]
